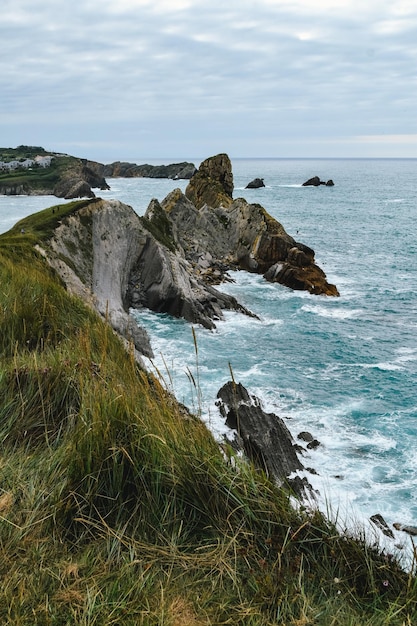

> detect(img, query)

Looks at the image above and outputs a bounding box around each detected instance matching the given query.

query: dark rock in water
[393,522,417,536]
[302,176,321,187]
[370,514,395,539]
[264,257,339,296]
[307,439,321,450]
[53,177,96,199]
[245,178,265,189]
[298,431,315,443]
[102,160,196,180]
[216,381,311,495]
[302,176,335,187]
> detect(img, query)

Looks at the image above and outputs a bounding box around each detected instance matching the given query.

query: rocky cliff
[0,146,196,198]
[40,197,253,361]
[99,161,196,179]
[0,147,109,198]
[217,381,311,495]
[165,154,339,295]
[38,154,338,361]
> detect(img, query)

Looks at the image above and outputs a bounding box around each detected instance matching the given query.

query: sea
[1,158,416,564]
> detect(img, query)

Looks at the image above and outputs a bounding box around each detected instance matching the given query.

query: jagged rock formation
[155,154,339,295]
[39,153,339,359]
[41,198,254,361]
[217,381,311,495]
[245,177,265,189]
[185,153,234,210]
[87,160,197,180]
[302,176,334,187]
[103,161,196,180]
[52,161,110,199]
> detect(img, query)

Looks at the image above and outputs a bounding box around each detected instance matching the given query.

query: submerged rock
[393,523,417,537]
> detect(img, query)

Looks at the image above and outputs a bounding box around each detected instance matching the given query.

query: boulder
[245,178,265,189]
[264,259,340,296]
[217,381,310,495]
[53,177,96,199]
[393,523,417,537]
[302,176,335,187]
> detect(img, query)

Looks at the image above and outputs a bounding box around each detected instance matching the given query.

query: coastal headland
[0,145,196,198]
[0,151,415,623]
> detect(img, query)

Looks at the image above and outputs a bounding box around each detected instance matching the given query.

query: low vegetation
[0,146,87,195]
[0,203,416,624]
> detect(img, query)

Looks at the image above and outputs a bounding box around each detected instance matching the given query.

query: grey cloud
[1,0,417,158]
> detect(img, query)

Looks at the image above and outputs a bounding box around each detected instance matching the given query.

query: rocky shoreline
[25,151,413,558]
[40,153,339,359]
[0,145,196,198]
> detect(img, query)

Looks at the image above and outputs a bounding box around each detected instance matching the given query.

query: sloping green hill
[0,146,106,197]
[0,203,415,625]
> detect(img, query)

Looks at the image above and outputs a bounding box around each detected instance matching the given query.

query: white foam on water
[395,346,417,364]
[301,303,364,320]
[354,361,404,372]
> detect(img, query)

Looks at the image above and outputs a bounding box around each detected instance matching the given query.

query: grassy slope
[0,203,416,625]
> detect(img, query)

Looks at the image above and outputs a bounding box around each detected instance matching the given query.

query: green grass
[0,154,85,193]
[0,203,416,624]
[0,145,50,161]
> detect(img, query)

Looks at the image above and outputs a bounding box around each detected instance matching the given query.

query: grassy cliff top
[0,145,54,160]
[0,202,416,624]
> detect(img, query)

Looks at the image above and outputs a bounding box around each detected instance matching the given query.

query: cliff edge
[35,154,338,361]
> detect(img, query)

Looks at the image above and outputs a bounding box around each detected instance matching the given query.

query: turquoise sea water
[1,158,416,560]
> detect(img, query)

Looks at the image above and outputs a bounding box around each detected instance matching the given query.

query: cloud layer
[2,0,417,159]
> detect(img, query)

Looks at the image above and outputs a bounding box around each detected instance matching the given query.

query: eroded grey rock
[216,381,311,495]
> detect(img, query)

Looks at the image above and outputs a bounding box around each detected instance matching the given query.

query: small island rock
[245,178,265,189]
[302,176,335,187]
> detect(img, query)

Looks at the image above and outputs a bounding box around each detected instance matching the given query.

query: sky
[2,0,417,161]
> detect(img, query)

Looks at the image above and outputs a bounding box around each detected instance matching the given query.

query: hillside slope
[0,200,415,624]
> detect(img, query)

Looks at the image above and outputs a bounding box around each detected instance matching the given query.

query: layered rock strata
[41,153,339,360]
[41,198,253,361]
[161,154,339,295]
[217,381,312,495]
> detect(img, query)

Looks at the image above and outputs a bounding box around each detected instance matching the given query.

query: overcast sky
[2,0,417,161]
